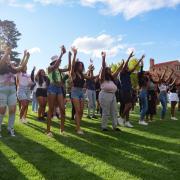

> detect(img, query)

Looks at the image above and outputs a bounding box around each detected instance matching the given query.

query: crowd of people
[0,46,179,137]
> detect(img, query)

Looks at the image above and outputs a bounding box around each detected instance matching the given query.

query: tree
[0,20,21,62]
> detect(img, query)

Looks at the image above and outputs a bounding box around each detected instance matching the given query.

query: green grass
[0,104,180,180]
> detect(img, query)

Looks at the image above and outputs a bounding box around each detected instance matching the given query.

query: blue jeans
[32,92,38,112]
[159,92,167,119]
[139,89,148,121]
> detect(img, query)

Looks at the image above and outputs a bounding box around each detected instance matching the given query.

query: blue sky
[0,0,180,73]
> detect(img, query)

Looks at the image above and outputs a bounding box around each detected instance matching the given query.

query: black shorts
[36,88,47,98]
[121,90,132,104]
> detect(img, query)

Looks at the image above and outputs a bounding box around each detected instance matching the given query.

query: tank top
[73,74,85,88]
[48,69,62,84]
[17,72,32,87]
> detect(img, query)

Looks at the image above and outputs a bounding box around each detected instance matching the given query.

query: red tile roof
[153,60,179,67]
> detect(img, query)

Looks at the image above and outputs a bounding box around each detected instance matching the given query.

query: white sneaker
[77,130,84,135]
[171,117,178,121]
[23,118,28,123]
[8,128,15,137]
[125,121,134,128]
[139,121,148,126]
[117,117,125,127]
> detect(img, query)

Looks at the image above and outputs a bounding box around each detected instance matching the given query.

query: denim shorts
[0,85,17,107]
[71,87,84,100]
[17,86,31,101]
[47,84,63,96]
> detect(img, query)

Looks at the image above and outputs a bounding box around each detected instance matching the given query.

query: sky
[0,0,180,73]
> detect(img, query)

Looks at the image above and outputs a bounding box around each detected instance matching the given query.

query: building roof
[153,60,180,67]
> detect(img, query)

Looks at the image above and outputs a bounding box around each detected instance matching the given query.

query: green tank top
[48,69,62,84]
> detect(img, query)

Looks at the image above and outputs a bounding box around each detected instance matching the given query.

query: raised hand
[71,47,77,55]
[61,45,66,55]
[141,54,145,60]
[130,51,135,58]
[68,51,72,57]
[101,51,106,58]
[24,50,27,56]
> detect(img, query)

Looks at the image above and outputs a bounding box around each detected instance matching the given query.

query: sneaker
[171,117,178,121]
[77,130,84,135]
[92,115,97,119]
[46,132,53,137]
[87,115,91,119]
[113,127,122,132]
[23,118,28,123]
[139,121,148,126]
[117,117,125,127]
[125,121,134,128]
[19,118,24,123]
[8,128,15,137]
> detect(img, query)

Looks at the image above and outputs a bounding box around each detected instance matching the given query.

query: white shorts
[169,93,179,102]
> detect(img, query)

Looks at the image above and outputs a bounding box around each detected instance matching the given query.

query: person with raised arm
[169,77,179,120]
[118,52,144,128]
[31,67,49,121]
[70,47,97,134]
[46,46,71,137]
[86,64,97,119]
[16,51,32,124]
[158,68,173,120]
[99,51,124,131]
[0,47,29,137]
[138,57,150,126]
[145,71,159,122]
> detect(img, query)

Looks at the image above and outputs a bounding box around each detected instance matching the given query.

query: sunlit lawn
[0,103,180,180]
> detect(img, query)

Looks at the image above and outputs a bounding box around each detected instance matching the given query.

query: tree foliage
[0,19,21,62]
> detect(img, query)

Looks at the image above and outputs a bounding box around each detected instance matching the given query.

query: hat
[51,55,59,63]
[50,55,59,65]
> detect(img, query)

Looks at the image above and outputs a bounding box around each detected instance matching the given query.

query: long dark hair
[74,61,85,77]
[104,67,114,81]
[35,69,49,86]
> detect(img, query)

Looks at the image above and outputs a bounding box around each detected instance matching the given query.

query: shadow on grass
[0,153,27,180]
[24,119,180,179]
[1,133,102,180]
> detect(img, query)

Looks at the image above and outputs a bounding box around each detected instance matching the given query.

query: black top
[170,85,177,93]
[73,74,85,88]
[138,66,149,88]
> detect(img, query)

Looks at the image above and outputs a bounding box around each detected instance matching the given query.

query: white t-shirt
[159,84,168,92]
[17,72,32,87]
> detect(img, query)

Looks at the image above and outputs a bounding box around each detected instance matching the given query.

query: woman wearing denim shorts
[46,46,71,137]
[0,48,29,137]
[70,47,98,135]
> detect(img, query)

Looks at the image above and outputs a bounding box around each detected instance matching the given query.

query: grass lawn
[0,104,180,180]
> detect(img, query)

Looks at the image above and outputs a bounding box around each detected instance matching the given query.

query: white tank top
[17,72,32,87]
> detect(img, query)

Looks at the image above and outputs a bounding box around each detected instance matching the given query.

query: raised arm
[48,46,66,73]
[60,51,72,73]
[169,77,177,87]
[12,51,30,72]
[0,47,11,66]
[112,60,124,78]
[122,51,134,71]
[70,47,77,77]
[99,51,106,82]
[164,69,173,83]
[31,67,36,82]
[130,54,145,73]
